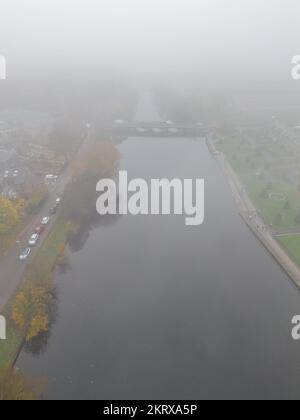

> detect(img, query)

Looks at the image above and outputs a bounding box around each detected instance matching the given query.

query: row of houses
[0,112,63,199]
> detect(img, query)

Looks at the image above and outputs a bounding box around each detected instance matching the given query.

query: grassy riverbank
[0,141,122,398]
[218,137,300,231]
[0,220,68,376]
[277,235,300,268]
[216,135,300,275]
[28,221,68,276]
[0,319,23,376]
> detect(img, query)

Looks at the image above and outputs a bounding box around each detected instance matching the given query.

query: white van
[45,174,58,181]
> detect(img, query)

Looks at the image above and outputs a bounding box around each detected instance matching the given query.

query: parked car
[35,226,45,235]
[41,217,50,225]
[55,197,61,205]
[19,247,31,261]
[28,233,39,246]
[45,174,58,182]
[49,206,57,215]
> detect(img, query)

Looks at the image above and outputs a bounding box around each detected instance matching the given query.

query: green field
[218,139,300,231]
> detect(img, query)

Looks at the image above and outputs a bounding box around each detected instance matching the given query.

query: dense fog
[1,0,300,93]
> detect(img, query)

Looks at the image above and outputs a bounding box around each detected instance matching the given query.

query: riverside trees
[63,141,122,225]
[11,277,55,342]
[0,197,19,234]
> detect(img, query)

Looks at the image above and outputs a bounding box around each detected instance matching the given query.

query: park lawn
[218,140,300,230]
[243,174,300,229]
[277,235,300,268]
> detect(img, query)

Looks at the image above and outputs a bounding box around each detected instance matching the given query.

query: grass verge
[0,319,23,376]
[277,235,300,267]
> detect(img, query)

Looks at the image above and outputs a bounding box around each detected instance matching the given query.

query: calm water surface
[18,97,300,400]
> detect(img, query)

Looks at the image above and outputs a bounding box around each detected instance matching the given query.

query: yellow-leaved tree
[0,371,45,400]
[0,197,19,234]
[27,315,49,342]
[12,282,53,342]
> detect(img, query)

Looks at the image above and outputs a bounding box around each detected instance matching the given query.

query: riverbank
[0,140,121,381]
[0,219,69,376]
[208,137,300,289]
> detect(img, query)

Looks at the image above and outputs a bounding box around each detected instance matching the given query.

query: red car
[35,226,45,235]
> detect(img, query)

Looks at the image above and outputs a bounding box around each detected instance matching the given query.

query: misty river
[18,95,300,400]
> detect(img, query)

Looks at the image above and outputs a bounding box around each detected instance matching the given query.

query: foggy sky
[1,0,300,87]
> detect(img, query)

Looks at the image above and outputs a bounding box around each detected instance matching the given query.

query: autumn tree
[12,280,54,342]
[0,197,19,234]
[63,142,122,224]
[0,371,44,400]
[25,185,49,215]
[14,199,26,216]
[71,141,122,179]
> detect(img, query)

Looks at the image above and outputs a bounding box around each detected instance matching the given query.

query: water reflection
[68,211,122,254]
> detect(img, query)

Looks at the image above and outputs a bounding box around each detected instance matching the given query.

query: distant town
[0,115,65,201]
